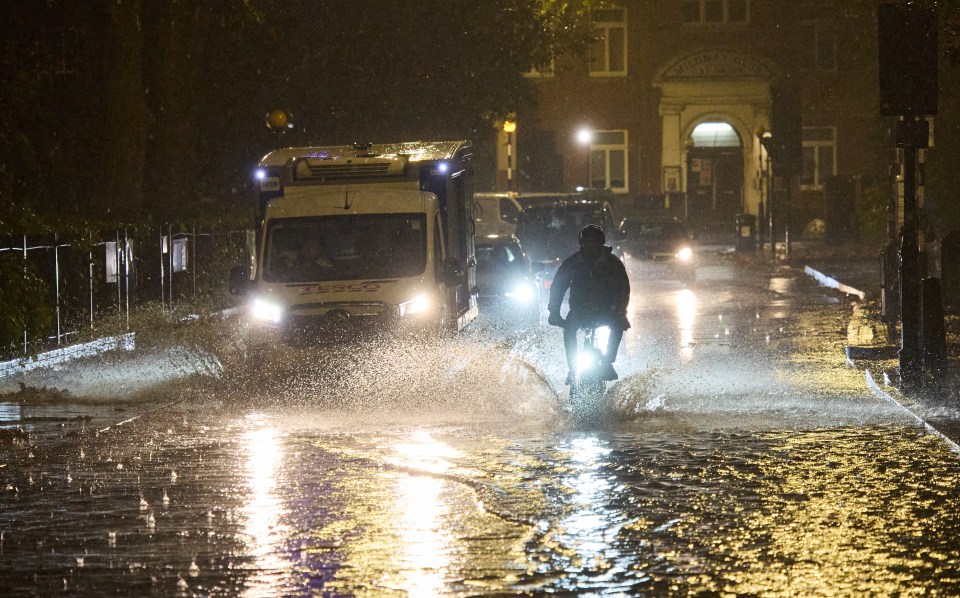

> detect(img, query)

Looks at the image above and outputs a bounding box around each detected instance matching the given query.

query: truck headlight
[505,282,535,303]
[676,246,693,262]
[251,298,283,324]
[399,294,431,317]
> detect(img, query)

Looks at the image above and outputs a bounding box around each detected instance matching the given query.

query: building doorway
[685,122,743,232]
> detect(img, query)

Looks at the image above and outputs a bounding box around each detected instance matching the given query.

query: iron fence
[0,226,253,360]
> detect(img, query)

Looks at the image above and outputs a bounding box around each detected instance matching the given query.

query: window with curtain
[589,7,627,76]
[681,0,749,24]
[800,127,836,190]
[588,130,628,192]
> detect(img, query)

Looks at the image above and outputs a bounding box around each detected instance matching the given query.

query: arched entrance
[654,49,780,233]
[686,121,744,228]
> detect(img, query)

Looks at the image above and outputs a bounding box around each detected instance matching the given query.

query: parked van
[474,191,590,238]
[473,192,522,238]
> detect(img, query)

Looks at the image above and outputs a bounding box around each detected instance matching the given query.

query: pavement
[789,242,960,447]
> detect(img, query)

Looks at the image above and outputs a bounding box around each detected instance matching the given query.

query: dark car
[475,234,538,305]
[515,192,577,211]
[616,217,696,283]
[514,200,617,286]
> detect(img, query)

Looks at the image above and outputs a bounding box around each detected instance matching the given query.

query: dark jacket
[548,245,630,329]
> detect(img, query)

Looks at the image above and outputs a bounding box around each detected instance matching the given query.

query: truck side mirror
[229,265,251,296]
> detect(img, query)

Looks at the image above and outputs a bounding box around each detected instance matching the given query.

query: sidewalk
[0,307,237,402]
[794,243,960,447]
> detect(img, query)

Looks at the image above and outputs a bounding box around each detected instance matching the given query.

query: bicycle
[568,324,609,421]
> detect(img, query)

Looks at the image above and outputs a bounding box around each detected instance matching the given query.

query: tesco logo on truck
[298,282,383,295]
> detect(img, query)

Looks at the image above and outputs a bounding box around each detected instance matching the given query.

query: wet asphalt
[3,249,960,596]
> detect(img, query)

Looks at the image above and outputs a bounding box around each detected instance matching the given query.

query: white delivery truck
[230,141,478,336]
[472,192,522,238]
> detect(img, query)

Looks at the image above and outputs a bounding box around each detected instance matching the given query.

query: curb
[0,333,136,379]
[845,345,899,361]
[801,267,894,362]
[865,369,960,454]
[0,307,241,381]
[810,265,960,452]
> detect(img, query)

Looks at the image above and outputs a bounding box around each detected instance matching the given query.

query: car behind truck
[230,141,478,337]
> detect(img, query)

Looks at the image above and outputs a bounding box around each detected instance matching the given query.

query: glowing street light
[576,127,593,145]
[576,127,593,188]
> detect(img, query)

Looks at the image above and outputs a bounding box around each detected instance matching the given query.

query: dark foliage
[0,1,594,232]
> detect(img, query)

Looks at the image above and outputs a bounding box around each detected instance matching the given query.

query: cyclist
[547,224,630,384]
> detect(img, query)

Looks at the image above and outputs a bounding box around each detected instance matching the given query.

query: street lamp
[576,127,593,189]
[503,120,516,191]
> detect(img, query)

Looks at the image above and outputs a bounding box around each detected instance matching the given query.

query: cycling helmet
[578,224,605,245]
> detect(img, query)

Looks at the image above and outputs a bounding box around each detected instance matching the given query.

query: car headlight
[676,246,693,261]
[505,281,535,303]
[251,298,283,324]
[399,294,431,317]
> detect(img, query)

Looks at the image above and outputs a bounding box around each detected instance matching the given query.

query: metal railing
[0,226,252,360]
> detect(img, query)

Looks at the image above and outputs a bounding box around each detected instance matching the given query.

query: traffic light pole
[897,116,927,391]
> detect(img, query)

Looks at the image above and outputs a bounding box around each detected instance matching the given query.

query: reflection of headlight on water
[251,298,283,324]
[399,294,431,317]
[676,246,693,261]
[505,282,535,303]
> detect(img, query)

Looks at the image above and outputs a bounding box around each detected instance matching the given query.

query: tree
[101,0,149,221]
[0,1,596,229]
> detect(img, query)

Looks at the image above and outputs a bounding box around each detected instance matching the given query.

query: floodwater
[2,251,960,596]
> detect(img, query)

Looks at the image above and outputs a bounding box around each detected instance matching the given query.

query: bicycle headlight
[676,246,693,261]
[576,350,599,373]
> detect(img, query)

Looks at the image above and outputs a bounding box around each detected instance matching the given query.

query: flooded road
[3,252,960,595]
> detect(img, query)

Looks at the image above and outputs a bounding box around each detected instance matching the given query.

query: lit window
[691,122,740,148]
[588,130,628,192]
[589,7,627,77]
[681,0,750,24]
[800,127,836,190]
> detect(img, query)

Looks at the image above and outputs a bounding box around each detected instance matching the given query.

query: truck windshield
[263,213,427,283]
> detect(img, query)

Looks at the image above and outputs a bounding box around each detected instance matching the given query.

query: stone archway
[654,49,780,230]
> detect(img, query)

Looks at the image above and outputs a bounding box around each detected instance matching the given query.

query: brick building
[497,1,892,237]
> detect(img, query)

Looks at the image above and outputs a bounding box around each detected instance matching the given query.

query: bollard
[942,230,960,314]
[921,276,947,378]
[900,229,923,391]
[880,242,900,325]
